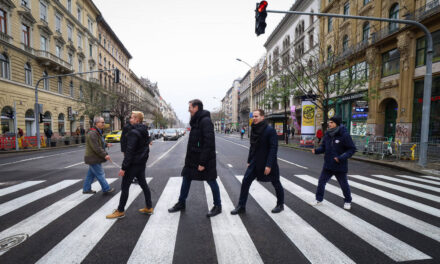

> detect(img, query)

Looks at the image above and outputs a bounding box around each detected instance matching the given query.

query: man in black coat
[231,109,285,215]
[168,99,222,217]
[106,111,153,219]
[311,116,356,210]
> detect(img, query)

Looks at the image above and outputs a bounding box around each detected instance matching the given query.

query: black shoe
[83,190,96,194]
[168,202,185,213]
[271,204,284,213]
[206,205,222,218]
[230,205,246,215]
[103,187,115,194]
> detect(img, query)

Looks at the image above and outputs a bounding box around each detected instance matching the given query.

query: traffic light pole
[34,68,119,149]
[265,8,433,167]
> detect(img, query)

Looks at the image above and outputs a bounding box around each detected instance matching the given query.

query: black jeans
[316,169,352,203]
[238,163,284,207]
[118,163,152,212]
[178,176,221,206]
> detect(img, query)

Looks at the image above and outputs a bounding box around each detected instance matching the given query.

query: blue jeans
[83,163,111,192]
[316,169,352,203]
[178,176,221,206]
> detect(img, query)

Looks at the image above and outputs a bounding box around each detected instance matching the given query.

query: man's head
[252,109,265,125]
[188,99,203,117]
[328,116,341,129]
[93,116,105,130]
[130,111,144,125]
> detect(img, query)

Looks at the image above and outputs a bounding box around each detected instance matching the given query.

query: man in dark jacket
[83,116,115,194]
[231,109,284,215]
[168,99,222,217]
[107,111,153,219]
[311,116,356,210]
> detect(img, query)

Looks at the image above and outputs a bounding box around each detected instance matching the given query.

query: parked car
[105,130,122,142]
[163,129,179,141]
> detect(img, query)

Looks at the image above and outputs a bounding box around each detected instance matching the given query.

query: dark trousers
[118,163,152,212]
[178,176,221,206]
[316,169,352,203]
[238,165,284,207]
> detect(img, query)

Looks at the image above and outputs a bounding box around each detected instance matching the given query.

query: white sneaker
[344,203,351,210]
[311,200,322,206]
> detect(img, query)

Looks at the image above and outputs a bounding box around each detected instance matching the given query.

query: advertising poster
[275,122,283,136]
[300,100,316,147]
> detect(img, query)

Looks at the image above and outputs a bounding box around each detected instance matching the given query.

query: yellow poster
[302,105,315,127]
[275,122,283,135]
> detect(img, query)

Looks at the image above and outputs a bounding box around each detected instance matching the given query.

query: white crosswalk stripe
[294,174,440,243]
[395,175,440,186]
[36,178,152,264]
[0,181,45,197]
[0,180,80,217]
[236,176,355,264]
[204,178,263,264]
[371,174,440,192]
[421,176,440,181]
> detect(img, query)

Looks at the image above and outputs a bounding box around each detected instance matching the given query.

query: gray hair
[93,116,104,124]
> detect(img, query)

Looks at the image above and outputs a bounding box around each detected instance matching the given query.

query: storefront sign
[354,107,368,113]
[341,92,366,102]
[328,108,335,118]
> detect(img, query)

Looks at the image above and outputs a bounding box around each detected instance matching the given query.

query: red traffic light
[258,1,268,13]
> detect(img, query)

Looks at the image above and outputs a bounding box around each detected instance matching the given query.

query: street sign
[249,112,253,118]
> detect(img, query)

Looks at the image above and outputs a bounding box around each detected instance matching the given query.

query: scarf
[326,126,340,138]
[250,120,268,156]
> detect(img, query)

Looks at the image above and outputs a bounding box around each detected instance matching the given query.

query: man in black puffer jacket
[106,111,153,219]
[168,99,222,217]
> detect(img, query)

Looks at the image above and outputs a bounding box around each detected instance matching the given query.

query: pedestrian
[83,116,115,194]
[311,116,356,210]
[168,99,222,217]
[44,127,53,147]
[75,127,81,136]
[231,109,284,215]
[106,111,153,219]
[286,127,291,140]
[291,126,295,139]
[80,126,85,136]
[17,127,24,138]
[240,127,245,139]
[316,127,323,144]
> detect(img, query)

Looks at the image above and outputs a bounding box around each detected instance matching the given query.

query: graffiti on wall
[396,124,410,138]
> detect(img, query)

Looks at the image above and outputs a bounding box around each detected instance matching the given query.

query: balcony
[406,0,440,22]
[0,31,12,44]
[89,77,99,84]
[35,50,73,73]
[333,40,370,64]
[371,25,402,44]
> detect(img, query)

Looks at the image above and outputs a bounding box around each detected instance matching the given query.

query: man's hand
[105,155,111,161]
[107,143,113,148]
[264,167,271,175]
[247,163,250,167]
[311,149,315,154]
[118,169,125,177]
[149,141,153,146]
[334,157,339,163]
[198,165,205,172]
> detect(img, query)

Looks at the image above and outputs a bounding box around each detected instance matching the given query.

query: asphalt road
[0,133,439,264]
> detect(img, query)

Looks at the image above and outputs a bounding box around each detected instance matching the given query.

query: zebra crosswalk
[0,173,439,263]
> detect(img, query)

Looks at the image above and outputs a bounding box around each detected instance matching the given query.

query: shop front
[412,77,440,140]
[335,92,368,137]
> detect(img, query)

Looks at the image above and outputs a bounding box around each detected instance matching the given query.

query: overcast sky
[93,0,295,124]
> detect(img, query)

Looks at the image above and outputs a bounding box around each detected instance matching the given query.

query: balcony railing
[406,0,440,22]
[35,50,73,72]
[0,31,12,43]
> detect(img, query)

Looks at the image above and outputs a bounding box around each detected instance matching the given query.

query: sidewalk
[0,142,85,157]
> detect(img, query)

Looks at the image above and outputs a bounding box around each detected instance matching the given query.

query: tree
[110,84,133,128]
[152,110,168,128]
[77,80,109,127]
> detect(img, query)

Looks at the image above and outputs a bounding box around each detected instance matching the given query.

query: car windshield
[165,129,176,133]
[110,131,120,135]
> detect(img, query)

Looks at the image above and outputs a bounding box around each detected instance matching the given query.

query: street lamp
[236,58,253,137]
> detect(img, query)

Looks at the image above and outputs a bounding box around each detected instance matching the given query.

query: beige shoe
[106,209,125,219]
[139,207,154,215]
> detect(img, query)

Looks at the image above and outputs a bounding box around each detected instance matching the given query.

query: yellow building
[319,0,440,142]
[0,0,100,140]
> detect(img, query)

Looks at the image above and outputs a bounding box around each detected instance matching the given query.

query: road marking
[0,156,45,167]
[36,178,152,264]
[127,177,181,264]
[0,180,80,217]
[236,176,354,264]
[218,137,309,170]
[294,174,440,243]
[350,175,439,202]
[371,174,440,192]
[0,181,45,197]
[204,178,263,264]
[279,176,431,262]
[147,139,184,168]
[395,175,440,186]
[64,162,85,169]
[422,175,440,181]
[0,179,117,256]
[332,178,440,217]
[227,164,233,168]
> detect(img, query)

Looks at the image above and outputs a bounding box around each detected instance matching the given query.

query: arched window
[43,70,49,90]
[342,35,349,52]
[363,22,370,43]
[25,109,35,136]
[25,63,32,85]
[43,111,52,131]
[389,3,399,32]
[0,53,10,79]
[1,106,13,134]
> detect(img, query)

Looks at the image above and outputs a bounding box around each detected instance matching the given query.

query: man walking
[107,111,153,219]
[168,99,222,217]
[231,109,284,215]
[311,116,356,210]
[44,127,53,147]
[83,116,115,194]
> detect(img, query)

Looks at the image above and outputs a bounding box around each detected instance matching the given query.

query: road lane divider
[147,138,185,168]
[64,162,85,169]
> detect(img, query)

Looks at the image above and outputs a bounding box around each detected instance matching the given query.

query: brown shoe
[139,207,154,215]
[106,209,125,219]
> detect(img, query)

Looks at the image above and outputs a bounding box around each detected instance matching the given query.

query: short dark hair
[253,109,265,116]
[189,99,203,111]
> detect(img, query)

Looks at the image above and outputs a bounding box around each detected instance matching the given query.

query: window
[343,2,349,20]
[362,22,370,43]
[309,33,314,48]
[56,45,61,57]
[25,63,32,85]
[415,30,440,67]
[67,24,72,41]
[355,61,369,81]
[79,85,83,99]
[328,17,333,33]
[87,18,93,32]
[77,7,82,21]
[89,44,92,57]
[327,46,332,59]
[68,53,73,65]
[78,59,82,72]
[40,36,47,51]
[43,70,49,90]
[382,49,400,77]
[58,77,63,93]
[55,14,61,32]
[389,3,399,32]
[342,35,349,52]
[40,2,47,21]
[67,0,72,12]
[364,0,370,6]
[22,0,30,8]
[99,33,101,43]
[0,53,9,79]
[0,9,7,34]
[99,53,102,64]
[69,81,74,97]
[22,24,30,46]
[77,33,82,49]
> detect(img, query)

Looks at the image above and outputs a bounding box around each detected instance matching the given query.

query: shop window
[415,30,440,67]
[382,49,400,77]
[412,78,440,140]
[1,106,14,134]
[25,109,35,136]
[58,113,65,136]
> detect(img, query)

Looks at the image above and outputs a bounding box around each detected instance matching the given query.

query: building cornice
[97,16,132,59]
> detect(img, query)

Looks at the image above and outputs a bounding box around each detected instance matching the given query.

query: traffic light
[39,113,44,123]
[114,68,120,83]
[255,1,268,36]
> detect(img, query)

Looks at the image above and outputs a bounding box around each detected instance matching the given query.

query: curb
[0,143,85,156]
